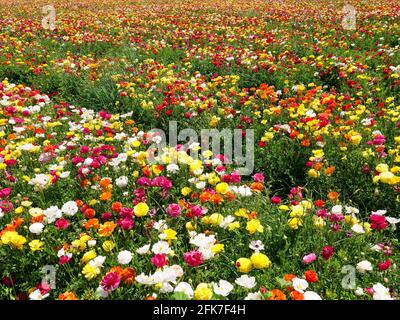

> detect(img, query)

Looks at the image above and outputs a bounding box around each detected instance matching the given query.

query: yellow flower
[250,252,271,269]
[81,250,97,264]
[234,208,249,218]
[21,201,32,207]
[236,257,253,273]
[313,216,326,228]
[134,202,149,217]
[15,206,24,214]
[376,163,389,173]
[208,213,224,226]
[185,222,196,231]
[82,264,100,280]
[228,221,240,231]
[211,243,224,254]
[181,187,192,196]
[29,207,43,217]
[194,283,213,300]
[102,240,115,252]
[163,228,177,241]
[29,240,43,252]
[0,231,26,249]
[246,219,263,234]
[308,169,320,178]
[215,182,229,194]
[288,217,303,229]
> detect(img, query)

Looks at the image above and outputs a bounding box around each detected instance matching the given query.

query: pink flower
[321,246,334,260]
[271,195,281,204]
[253,173,265,182]
[166,203,181,217]
[59,255,71,264]
[55,218,69,230]
[101,272,121,291]
[303,253,317,264]
[0,188,11,198]
[117,218,134,230]
[183,250,204,267]
[151,254,168,268]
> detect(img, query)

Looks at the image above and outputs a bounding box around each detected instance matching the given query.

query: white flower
[355,287,364,296]
[371,209,386,216]
[292,278,309,293]
[0,208,3,219]
[168,264,184,278]
[89,256,106,268]
[29,289,49,300]
[61,201,78,216]
[96,286,109,298]
[249,240,264,252]
[88,239,97,247]
[304,291,322,300]
[28,173,52,191]
[136,273,155,285]
[59,171,70,178]
[115,176,128,188]
[117,250,132,265]
[356,260,373,273]
[351,224,365,234]
[136,244,151,255]
[373,283,393,300]
[43,206,62,223]
[331,205,343,214]
[152,241,171,255]
[386,217,400,228]
[174,282,194,299]
[166,164,179,173]
[219,215,235,229]
[244,292,263,300]
[235,275,256,289]
[213,280,234,297]
[29,222,44,235]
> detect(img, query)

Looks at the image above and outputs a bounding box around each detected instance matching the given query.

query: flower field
[0,0,399,300]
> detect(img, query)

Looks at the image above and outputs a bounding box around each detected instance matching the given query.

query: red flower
[321,246,334,260]
[378,259,391,271]
[370,214,388,230]
[183,250,204,267]
[304,270,318,283]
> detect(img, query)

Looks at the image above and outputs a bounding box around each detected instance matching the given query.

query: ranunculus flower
[378,259,391,271]
[101,272,121,291]
[303,253,317,264]
[166,203,181,217]
[321,246,334,260]
[370,214,388,230]
[183,250,203,267]
[150,253,168,268]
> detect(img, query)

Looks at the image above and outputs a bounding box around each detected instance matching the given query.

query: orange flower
[304,270,318,283]
[98,221,117,237]
[325,166,335,176]
[268,289,287,300]
[301,139,310,147]
[250,182,264,192]
[210,194,223,204]
[58,291,78,300]
[225,191,236,201]
[283,274,297,282]
[30,215,44,223]
[76,200,84,207]
[249,211,257,219]
[327,191,339,201]
[85,218,100,230]
[290,291,304,300]
[100,191,112,201]
[121,267,136,285]
[84,208,96,219]
[199,191,211,203]
[111,202,123,212]
[99,178,112,189]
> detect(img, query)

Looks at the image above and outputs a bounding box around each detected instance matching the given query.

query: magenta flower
[101,272,121,291]
[151,254,168,268]
[321,246,334,260]
[183,250,204,267]
[166,203,181,217]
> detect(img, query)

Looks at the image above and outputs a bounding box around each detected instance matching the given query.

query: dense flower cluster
[0,0,399,300]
